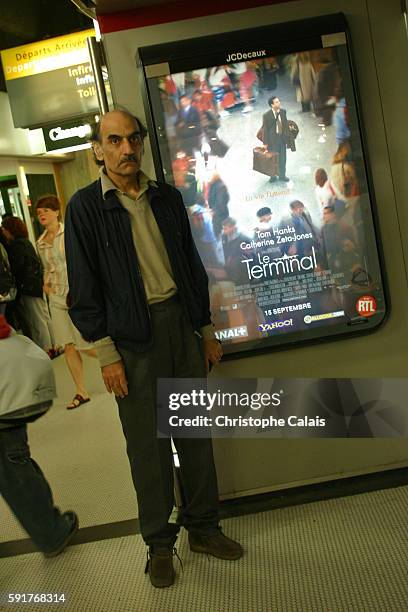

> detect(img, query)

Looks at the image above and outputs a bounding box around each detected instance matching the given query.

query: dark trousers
[270,134,287,178]
[117,296,219,549]
[0,425,71,553]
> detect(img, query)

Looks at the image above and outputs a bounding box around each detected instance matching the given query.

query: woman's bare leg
[64,343,89,399]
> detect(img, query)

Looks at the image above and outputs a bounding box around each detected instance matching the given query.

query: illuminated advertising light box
[1,30,111,128]
[137,13,387,357]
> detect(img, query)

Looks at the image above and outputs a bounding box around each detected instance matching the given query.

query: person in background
[279,200,320,258]
[208,66,231,112]
[0,242,14,317]
[35,195,96,410]
[253,207,281,260]
[175,94,202,157]
[64,110,242,589]
[330,143,360,199]
[1,216,53,354]
[290,52,316,112]
[333,89,351,147]
[314,61,340,126]
[0,221,9,249]
[239,63,257,113]
[261,57,279,91]
[220,217,252,285]
[321,204,359,280]
[188,196,221,267]
[314,168,335,214]
[254,206,274,233]
[207,173,230,239]
[0,315,78,556]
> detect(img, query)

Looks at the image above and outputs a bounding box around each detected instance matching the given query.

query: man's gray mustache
[121,155,138,163]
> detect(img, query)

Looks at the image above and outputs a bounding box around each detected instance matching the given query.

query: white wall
[0,158,18,176]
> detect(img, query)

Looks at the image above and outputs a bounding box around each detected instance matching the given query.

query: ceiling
[93,0,169,13]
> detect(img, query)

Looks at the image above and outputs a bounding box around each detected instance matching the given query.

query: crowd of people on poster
[153,47,383,351]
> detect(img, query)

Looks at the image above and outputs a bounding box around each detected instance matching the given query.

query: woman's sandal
[66,394,90,410]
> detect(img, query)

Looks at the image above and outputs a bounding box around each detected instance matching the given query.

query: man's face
[222,223,236,237]
[323,208,335,224]
[259,213,272,224]
[94,111,144,181]
[292,205,304,217]
[271,97,281,111]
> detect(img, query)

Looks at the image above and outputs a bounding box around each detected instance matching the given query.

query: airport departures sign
[0,29,110,129]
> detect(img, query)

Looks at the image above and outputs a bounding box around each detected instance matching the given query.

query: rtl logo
[356,295,377,317]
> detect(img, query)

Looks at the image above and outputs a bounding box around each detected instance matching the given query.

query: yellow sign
[1,29,95,81]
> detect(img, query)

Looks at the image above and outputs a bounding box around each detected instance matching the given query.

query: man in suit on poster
[262,96,291,182]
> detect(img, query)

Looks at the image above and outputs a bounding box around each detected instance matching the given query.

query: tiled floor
[1,486,408,612]
[2,337,408,611]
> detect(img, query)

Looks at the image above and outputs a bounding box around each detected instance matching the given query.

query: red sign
[356,295,377,317]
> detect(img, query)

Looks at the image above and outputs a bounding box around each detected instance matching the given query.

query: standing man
[175,94,202,157]
[261,96,291,182]
[279,200,320,258]
[64,110,242,588]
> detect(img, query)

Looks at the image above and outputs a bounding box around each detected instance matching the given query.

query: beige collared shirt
[101,169,177,304]
[37,223,68,298]
[95,169,214,366]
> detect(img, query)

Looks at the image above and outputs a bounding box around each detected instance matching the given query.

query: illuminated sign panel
[1,30,94,79]
[42,117,94,152]
[0,30,111,129]
[138,14,387,357]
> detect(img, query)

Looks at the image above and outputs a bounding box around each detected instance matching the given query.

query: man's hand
[203,339,223,374]
[101,360,128,399]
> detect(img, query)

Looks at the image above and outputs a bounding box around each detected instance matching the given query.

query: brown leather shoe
[189,530,243,560]
[145,547,176,588]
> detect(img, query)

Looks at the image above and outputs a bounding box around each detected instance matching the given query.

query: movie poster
[141,34,386,355]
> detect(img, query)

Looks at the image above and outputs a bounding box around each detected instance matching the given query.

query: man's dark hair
[268,96,279,107]
[222,217,237,227]
[323,204,335,214]
[89,110,148,166]
[289,200,304,211]
[256,207,272,218]
[315,168,328,185]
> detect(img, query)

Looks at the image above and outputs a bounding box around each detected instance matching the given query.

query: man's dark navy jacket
[64,178,211,352]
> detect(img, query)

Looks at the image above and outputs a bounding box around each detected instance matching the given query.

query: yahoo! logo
[258,319,294,332]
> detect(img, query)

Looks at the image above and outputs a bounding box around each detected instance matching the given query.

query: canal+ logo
[215,326,248,340]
